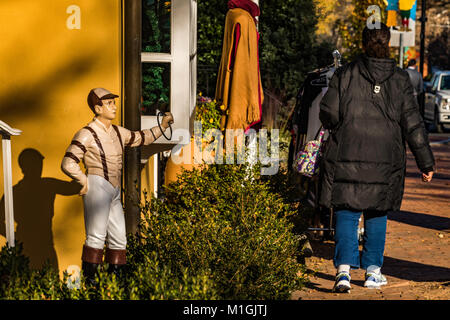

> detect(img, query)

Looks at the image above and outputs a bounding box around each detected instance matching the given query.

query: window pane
[142,0,171,53]
[441,75,450,91]
[432,75,439,91]
[142,63,171,115]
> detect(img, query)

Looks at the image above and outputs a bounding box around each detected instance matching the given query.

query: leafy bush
[259,0,321,100]
[138,163,307,299]
[0,164,308,300]
[0,242,216,300]
[0,244,63,300]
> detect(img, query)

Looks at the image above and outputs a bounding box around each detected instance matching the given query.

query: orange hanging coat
[215,7,264,132]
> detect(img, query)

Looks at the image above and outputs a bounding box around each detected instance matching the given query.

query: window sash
[141,0,196,145]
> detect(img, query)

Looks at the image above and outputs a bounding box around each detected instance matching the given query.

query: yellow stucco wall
[0,0,123,276]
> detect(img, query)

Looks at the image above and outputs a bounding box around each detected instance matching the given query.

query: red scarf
[228,0,260,20]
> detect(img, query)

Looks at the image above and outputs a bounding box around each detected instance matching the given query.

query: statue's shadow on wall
[0,148,81,272]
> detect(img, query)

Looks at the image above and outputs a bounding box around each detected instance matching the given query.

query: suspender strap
[126,131,136,147]
[112,125,124,150]
[139,130,146,146]
[83,126,109,181]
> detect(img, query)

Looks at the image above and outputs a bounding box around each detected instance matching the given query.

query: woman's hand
[422,171,433,182]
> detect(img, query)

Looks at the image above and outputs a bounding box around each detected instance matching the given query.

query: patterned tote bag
[293,126,326,177]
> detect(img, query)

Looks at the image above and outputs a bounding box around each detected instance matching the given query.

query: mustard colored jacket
[215,8,264,132]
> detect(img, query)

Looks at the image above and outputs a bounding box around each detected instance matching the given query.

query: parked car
[423,70,450,133]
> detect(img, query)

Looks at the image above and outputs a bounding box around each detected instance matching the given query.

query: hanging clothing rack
[287,50,342,240]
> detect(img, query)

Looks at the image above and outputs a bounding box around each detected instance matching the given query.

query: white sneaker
[332,271,351,293]
[364,272,387,289]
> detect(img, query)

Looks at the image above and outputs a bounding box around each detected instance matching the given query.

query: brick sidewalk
[293,134,450,300]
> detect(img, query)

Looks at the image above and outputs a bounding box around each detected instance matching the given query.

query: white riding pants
[82,174,126,250]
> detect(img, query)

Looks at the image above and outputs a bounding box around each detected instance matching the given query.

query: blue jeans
[333,209,388,270]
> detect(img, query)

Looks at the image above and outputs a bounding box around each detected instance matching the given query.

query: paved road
[293,133,450,300]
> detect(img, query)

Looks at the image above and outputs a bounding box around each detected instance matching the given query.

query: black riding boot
[82,261,100,286]
[81,245,104,286]
[105,248,126,278]
[107,264,125,277]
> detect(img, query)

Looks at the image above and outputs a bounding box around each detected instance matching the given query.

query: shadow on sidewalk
[304,271,334,293]
[309,241,450,284]
[405,172,450,180]
[388,210,450,231]
[382,256,450,282]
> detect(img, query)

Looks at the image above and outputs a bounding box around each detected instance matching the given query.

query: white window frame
[141,0,197,145]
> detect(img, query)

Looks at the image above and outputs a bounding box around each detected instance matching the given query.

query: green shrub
[138,163,307,299]
[0,164,308,300]
[0,242,216,300]
[0,244,63,300]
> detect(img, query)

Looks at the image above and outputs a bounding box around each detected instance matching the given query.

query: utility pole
[419,0,427,116]
[124,0,142,235]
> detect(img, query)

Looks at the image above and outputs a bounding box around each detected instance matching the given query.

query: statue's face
[95,99,117,120]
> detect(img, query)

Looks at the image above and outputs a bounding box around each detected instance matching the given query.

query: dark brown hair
[407,59,417,67]
[362,23,391,59]
[87,90,103,114]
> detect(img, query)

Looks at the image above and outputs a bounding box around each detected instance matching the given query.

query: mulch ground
[292,134,450,300]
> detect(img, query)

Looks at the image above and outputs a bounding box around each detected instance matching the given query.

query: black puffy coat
[319,55,435,212]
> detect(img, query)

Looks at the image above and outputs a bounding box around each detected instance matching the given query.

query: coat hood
[358,54,397,85]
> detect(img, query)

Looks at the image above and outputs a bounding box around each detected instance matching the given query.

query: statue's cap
[91,87,119,100]
[87,88,119,111]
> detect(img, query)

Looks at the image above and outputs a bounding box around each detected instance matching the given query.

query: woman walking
[319,23,435,293]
